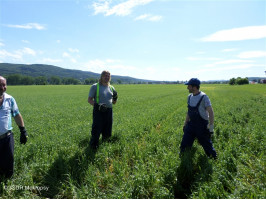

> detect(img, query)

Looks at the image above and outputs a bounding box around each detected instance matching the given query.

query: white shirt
[0,93,20,134]
[187,91,212,120]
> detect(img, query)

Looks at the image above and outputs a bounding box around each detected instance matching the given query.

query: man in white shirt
[181,78,217,159]
[0,76,28,178]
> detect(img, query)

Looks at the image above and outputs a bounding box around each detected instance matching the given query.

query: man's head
[99,70,111,85]
[185,78,200,93]
[0,76,7,96]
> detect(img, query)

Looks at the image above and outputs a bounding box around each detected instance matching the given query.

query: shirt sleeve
[88,84,97,98]
[204,95,212,107]
[11,97,20,117]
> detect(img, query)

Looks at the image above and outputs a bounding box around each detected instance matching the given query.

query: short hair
[192,84,200,90]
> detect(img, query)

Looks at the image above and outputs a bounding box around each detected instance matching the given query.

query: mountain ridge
[0,63,154,83]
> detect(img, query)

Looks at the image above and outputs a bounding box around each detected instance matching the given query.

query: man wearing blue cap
[181,78,217,159]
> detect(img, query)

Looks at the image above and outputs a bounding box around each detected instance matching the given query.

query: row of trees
[229,77,249,85]
[4,74,100,85]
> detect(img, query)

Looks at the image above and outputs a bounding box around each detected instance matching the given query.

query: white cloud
[0,47,36,61]
[21,47,36,56]
[6,23,46,30]
[22,40,30,44]
[134,14,150,20]
[70,58,77,63]
[0,49,22,60]
[63,52,70,58]
[93,0,154,16]
[135,14,162,21]
[93,0,110,15]
[148,15,162,22]
[68,48,79,53]
[106,59,121,63]
[201,25,266,42]
[222,48,238,52]
[83,59,137,76]
[62,49,79,63]
[0,42,4,47]
[237,51,266,58]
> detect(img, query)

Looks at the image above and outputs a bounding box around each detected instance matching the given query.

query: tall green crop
[0,84,265,198]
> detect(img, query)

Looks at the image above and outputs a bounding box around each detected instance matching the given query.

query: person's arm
[14,113,24,127]
[206,106,214,132]
[88,97,95,106]
[88,84,96,106]
[14,113,28,144]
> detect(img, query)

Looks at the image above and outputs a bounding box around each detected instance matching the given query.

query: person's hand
[19,126,28,144]
[208,124,214,133]
[207,124,214,138]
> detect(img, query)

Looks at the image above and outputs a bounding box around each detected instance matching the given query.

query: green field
[1,84,265,198]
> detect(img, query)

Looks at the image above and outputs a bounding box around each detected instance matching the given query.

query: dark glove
[19,126,28,144]
[206,129,213,138]
[113,90,118,101]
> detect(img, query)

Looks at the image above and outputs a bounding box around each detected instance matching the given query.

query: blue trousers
[0,132,14,178]
[181,120,217,158]
[90,106,113,148]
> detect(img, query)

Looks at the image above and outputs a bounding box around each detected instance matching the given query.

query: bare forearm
[14,114,25,127]
[207,106,214,125]
[88,97,95,106]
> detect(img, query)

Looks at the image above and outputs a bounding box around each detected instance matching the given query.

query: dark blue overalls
[180,95,217,158]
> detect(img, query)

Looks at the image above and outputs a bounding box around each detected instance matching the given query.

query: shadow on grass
[174,148,213,198]
[39,134,120,198]
[39,137,97,198]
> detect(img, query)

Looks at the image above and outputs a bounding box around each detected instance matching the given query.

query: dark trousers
[90,106,113,148]
[181,121,217,158]
[0,132,14,178]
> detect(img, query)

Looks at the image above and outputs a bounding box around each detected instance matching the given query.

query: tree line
[229,77,249,85]
[3,74,101,85]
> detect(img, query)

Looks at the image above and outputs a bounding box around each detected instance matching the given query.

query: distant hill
[0,63,154,84]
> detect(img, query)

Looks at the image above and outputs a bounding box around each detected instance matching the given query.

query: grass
[0,84,265,198]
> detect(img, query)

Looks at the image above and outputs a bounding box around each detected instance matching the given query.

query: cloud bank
[201,25,266,42]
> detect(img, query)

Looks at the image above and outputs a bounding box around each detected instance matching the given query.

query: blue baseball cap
[185,78,201,86]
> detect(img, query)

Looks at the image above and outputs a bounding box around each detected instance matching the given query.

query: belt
[0,131,11,140]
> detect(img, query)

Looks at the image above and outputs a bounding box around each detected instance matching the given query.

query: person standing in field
[180,78,217,159]
[88,71,118,149]
[0,76,28,178]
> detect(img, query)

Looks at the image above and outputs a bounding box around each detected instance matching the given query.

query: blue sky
[0,0,265,81]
